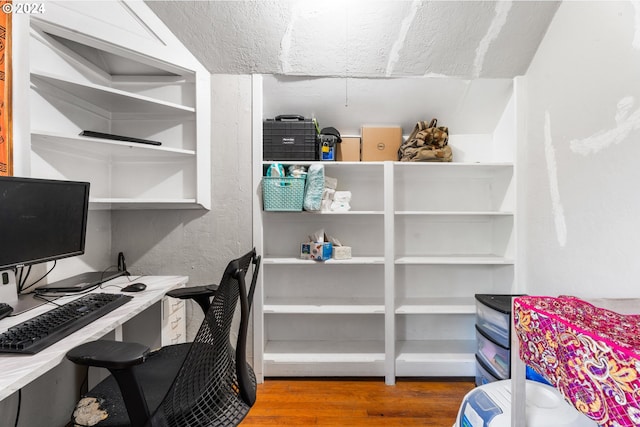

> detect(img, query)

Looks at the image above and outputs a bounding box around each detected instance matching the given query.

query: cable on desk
[97,265,132,291]
[14,389,21,427]
[19,261,57,294]
[81,367,89,395]
[17,267,27,292]
[100,274,144,292]
[33,293,63,307]
[100,265,118,281]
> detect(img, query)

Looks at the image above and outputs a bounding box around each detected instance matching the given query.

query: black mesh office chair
[165,248,260,316]
[66,248,260,427]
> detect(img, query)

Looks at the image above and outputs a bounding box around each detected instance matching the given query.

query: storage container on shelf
[263,115,318,161]
[475,354,500,386]
[475,294,518,348]
[262,176,306,211]
[475,325,510,380]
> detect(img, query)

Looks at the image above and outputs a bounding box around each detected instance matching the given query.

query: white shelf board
[263,211,383,216]
[32,130,196,157]
[90,198,202,210]
[263,257,385,265]
[262,161,384,167]
[395,255,514,265]
[396,339,476,362]
[264,340,385,363]
[395,297,476,314]
[395,339,476,377]
[301,210,384,215]
[31,71,195,115]
[394,161,514,168]
[395,211,514,216]
[264,297,385,314]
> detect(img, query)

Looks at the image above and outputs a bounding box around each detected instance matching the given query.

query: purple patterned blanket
[514,296,640,427]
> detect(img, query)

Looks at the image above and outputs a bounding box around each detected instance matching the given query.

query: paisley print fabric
[514,296,640,427]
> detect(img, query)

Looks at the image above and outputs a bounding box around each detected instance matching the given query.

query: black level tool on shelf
[80,130,162,146]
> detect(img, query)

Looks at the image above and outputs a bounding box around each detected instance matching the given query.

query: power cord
[19,261,57,294]
[79,366,89,395]
[32,293,63,307]
[98,267,138,291]
[14,389,21,427]
[18,252,129,295]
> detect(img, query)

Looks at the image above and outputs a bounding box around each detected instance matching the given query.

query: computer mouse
[121,282,147,292]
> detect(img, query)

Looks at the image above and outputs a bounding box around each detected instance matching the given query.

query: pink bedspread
[514,296,640,427]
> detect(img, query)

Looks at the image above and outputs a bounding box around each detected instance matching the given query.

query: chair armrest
[67,340,152,427]
[66,340,150,370]
[166,284,218,316]
[165,284,217,299]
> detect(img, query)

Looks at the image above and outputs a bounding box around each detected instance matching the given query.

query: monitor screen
[0,177,90,271]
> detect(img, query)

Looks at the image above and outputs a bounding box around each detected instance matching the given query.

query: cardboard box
[336,137,361,161]
[300,242,333,261]
[361,126,402,161]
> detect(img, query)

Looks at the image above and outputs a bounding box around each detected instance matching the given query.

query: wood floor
[241,378,475,426]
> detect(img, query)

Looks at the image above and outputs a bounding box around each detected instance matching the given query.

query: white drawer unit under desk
[162,296,187,346]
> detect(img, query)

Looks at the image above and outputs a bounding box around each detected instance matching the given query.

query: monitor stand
[13,294,52,315]
[0,269,18,305]
[0,269,54,315]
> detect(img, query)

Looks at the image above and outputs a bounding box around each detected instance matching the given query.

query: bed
[513,295,640,427]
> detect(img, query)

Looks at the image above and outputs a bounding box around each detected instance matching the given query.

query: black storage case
[263,115,317,161]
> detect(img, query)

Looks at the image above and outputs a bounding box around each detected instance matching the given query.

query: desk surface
[0,275,188,402]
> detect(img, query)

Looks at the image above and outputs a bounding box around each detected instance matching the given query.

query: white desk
[0,275,188,403]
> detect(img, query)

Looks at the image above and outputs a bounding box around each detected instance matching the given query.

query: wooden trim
[0,1,11,176]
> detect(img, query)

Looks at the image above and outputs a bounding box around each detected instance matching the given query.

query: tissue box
[301,242,333,261]
[332,246,352,260]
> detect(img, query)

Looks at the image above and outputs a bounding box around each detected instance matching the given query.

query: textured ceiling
[145,0,560,79]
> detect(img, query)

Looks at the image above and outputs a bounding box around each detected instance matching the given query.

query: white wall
[522,1,640,298]
[111,74,254,338]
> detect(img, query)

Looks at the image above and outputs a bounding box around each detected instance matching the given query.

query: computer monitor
[0,176,90,309]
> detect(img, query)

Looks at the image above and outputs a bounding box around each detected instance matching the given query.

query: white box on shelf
[332,246,352,260]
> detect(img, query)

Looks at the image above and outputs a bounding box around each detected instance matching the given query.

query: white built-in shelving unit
[252,74,522,384]
[24,2,211,210]
[11,1,213,350]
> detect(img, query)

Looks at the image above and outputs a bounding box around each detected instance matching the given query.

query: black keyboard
[0,293,132,354]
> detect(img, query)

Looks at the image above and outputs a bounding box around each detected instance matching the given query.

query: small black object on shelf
[80,130,162,146]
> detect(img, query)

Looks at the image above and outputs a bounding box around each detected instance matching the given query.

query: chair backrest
[247,253,261,312]
[149,248,260,427]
